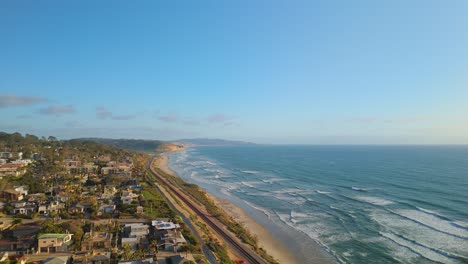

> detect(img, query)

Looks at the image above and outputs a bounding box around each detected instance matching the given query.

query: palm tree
[151,239,158,257]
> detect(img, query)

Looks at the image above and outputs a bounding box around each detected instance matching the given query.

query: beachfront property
[121,223,150,250]
[152,220,186,252]
[37,233,73,253]
[152,220,180,231]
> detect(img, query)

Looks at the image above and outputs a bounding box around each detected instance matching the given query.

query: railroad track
[147,157,266,264]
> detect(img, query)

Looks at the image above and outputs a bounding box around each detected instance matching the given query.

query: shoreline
[159,151,334,264]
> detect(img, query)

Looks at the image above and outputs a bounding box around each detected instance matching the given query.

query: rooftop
[38,233,71,239]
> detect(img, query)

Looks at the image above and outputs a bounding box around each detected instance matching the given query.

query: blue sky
[1,0,468,144]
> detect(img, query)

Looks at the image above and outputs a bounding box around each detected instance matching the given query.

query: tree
[122,243,132,260]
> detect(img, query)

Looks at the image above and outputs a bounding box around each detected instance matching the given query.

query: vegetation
[72,138,176,152]
[151,164,279,264]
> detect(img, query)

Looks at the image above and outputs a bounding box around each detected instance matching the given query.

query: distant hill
[175,138,255,146]
[74,138,183,152]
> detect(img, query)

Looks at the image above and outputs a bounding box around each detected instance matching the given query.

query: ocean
[168,145,468,264]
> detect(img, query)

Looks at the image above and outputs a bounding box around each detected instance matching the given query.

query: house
[121,237,139,250]
[123,223,149,238]
[152,220,180,231]
[119,258,157,264]
[38,201,65,215]
[62,159,81,167]
[13,185,29,196]
[157,230,186,252]
[81,232,113,251]
[167,254,192,264]
[101,186,117,200]
[11,159,33,165]
[0,164,26,177]
[1,152,23,160]
[12,223,41,239]
[121,190,138,205]
[69,202,93,214]
[43,256,71,264]
[136,206,143,214]
[90,254,111,264]
[0,223,38,254]
[11,201,36,215]
[2,189,23,201]
[37,233,73,253]
[66,163,98,175]
[121,223,149,250]
[99,204,116,215]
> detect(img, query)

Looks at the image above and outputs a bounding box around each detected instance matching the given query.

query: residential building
[38,201,65,215]
[0,163,26,177]
[1,152,23,160]
[81,232,113,251]
[121,190,138,205]
[2,189,23,201]
[157,230,186,252]
[37,233,73,253]
[152,220,180,231]
[13,185,28,196]
[90,254,111,264]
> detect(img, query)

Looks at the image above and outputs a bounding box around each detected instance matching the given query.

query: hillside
[175,138,255,146]
[75,138,183,152]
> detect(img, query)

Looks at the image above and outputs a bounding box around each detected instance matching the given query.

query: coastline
[158,152,333,264]
[156,153,297,263]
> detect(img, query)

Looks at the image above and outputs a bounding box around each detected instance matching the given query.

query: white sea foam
[244,200,272,219]
[416,207,447,219]
[371,210,468,259]
[240,181,263,188]
[351,186,367,192]
[273,194,307,205]
[393,209,468,239]
[453,221,468,229]
[380,232,456,264]
[261,177,286,184]
[276,211,348,262]
[354,196,393,206]
[291,210,309,218]
[316,190,331,194]
[241,170,261,174]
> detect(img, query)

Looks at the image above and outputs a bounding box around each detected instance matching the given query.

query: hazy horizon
[2,1,468,144]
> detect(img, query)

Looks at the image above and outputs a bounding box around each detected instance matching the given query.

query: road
[146,156,267,264]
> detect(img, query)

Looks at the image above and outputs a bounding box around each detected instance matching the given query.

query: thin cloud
[39,105,75,115]
[16,114,33,119]
[206,114,234,124]
[112,115,136,120]
[156,112,238,126]
[158,113,179,123]
[96,107,113,119]
[349,116,430,124]
[0,94,48,108]
[96,107,136,121]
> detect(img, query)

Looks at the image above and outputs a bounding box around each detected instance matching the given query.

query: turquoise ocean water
[168,145,468,263]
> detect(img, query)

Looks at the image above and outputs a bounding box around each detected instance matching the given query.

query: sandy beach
[156,153,301,264]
